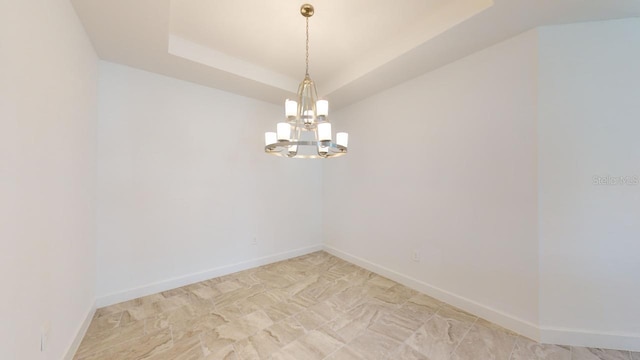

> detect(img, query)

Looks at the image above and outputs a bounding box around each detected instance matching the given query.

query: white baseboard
[96,244,323,308]
[64,301,96,360]
[540,327,640,352]
[323,245,540,341]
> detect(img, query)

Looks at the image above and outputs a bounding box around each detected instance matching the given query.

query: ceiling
[72,0,640,109]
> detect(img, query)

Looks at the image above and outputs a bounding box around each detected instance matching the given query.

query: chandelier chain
[305,17,309,76]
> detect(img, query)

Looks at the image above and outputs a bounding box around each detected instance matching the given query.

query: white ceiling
[72,0,640,109]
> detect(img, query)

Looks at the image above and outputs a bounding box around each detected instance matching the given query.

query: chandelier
[264,4,348,158]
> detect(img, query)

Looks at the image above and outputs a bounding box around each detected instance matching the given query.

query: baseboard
[540,327,640,352]
[64,301,96,360]
[323,245,540,341]
[96,244,323,308]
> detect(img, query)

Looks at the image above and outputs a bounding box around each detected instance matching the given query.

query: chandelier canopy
[264,4,348,159]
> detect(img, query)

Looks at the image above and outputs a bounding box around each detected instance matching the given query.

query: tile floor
[74,251,639,360]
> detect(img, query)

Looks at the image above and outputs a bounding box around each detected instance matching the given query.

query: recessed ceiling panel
[168,0,493,93]
[71,0,640,108]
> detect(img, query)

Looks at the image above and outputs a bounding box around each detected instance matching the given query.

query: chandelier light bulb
[303,109,314,125]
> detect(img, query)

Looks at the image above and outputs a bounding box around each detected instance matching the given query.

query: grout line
[507,335,518,360]
[197,331,207,357]
[322,344,347,359]
[117,310,124,327]
[449,317,478,358]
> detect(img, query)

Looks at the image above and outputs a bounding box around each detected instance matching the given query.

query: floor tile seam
[117,310,124,327]
[570,344,573,360]
[197,330,208,358]
[301,310,345,333]
[448,316,479,359]
[506,333,519,360]
[231,341,242,359]
[366,323,410,349]
[288,315,311,343]
[75,328,149,360]
[403,329,426,358]
[321,343,350,360]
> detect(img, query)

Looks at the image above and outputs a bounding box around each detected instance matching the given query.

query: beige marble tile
[282,273,322,295]
[209,310,274,344]
[214,304,246,321]
[324,346,364,359]
[320,314,371,344]
[215,280,245,294]
[148,332,203,360]
[158,332,204,360]
[263,299,307,322]
[373,283,418,305]
[366,275,397,290]
[263,316,307,346]
[294,278,342,304]
[75,320,146,359]
[85,312,122,335]
[234,315,307,359]
[324,263,360,281]
[450,318,516,360]
[73,252,640,360]
[368,304,424,342]
[404,306,476,359]
[160,286,189,298]
[189,284,222,300]
[234,334,279,360]
[406,293,446,313]
[332,283,390,313]
[294,300,343,331]
[145,303,207,332]
[271,329,343,360]
[511,337,570,360]
[213,284,265,308]
[571,347,631,360]
[346,329,401,360]
[76,329,172,360]
[391,343,430,360]
[93,294,165,318]
[204,344,237,360]
[200,330,236,358]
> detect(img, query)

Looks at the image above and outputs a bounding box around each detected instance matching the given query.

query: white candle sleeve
[277,123,291,141]
[336,132,348,147]
[316,100,328,117]
[318,123,332,141]
[265,132,277,145]
[285,99,297,118]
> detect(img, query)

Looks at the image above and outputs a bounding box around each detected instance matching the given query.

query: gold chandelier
[264,4,348,158]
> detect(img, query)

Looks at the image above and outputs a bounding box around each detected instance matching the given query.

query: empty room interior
[2,0,640,359]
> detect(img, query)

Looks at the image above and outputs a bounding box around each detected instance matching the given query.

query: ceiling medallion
[264,4,348,159]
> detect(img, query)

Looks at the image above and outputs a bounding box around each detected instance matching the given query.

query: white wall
[323,30,540,338]
[0,0,98,359]
[96,62,323,304]
[538,19,640,350]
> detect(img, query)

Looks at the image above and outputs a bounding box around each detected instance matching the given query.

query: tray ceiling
[72,0,640,108]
